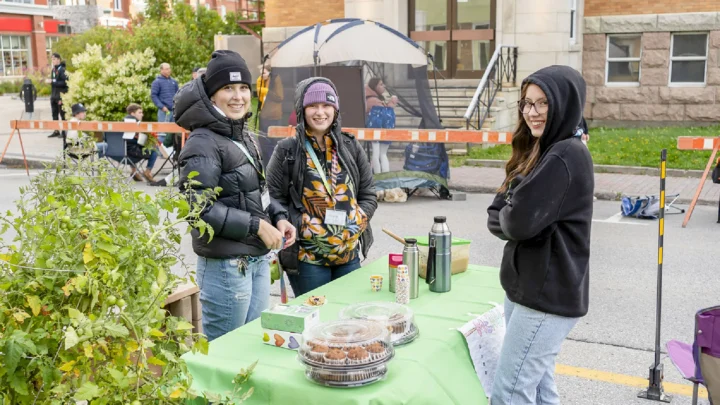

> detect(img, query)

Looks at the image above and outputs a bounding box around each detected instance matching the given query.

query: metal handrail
[463,45,518,129]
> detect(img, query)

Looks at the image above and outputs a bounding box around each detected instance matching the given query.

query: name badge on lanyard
[324,209,347,226]
[305,140,347,227]
[261,187,271,211]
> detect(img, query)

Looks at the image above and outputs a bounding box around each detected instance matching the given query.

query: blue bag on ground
[621,196,660,219]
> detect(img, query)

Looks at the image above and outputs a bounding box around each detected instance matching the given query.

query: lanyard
[304,139,336,200]
[232,140,265,179]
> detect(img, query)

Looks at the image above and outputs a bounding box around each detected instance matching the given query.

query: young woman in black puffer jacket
[175,50,296,342]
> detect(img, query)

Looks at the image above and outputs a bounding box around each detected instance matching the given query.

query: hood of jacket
[55,61,66,70]
[294,77,342,142]
[174,77,250,141]
[522,65,586,152]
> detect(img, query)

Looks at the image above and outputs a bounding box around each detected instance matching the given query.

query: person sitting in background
[65,103,107,158]
[124,103,158,182]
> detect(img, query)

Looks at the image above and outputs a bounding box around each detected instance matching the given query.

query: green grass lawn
[453,126,720,171]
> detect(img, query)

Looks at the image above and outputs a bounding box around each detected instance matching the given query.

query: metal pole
[638,149,671,403]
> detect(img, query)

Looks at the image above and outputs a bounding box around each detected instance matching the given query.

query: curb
[0,156,57,170]
[449,183,717,207]
[464,159,706,179]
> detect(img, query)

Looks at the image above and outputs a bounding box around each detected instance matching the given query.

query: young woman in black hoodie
[487,65,594,404]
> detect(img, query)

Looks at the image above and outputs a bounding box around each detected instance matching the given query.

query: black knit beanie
[203,50,252,97]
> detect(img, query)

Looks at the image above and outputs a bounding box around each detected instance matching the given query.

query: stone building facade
[583,0,720,124]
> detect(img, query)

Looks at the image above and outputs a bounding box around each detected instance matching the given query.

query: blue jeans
[491,297,579,405]
[196,255,270,342]
[289,257,361,297]
[157,109,174,144]
[147,150,158,169]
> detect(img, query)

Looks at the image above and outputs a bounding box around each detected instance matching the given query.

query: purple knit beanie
[303,82,339,111]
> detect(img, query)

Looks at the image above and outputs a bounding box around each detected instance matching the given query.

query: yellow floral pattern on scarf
[298,134,368,266]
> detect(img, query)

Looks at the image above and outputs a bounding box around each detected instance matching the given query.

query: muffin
[346,347,370,366]
[389,313,408,335]
[309,344,329,362]
[365,342,387,362]
[324,348,347,366]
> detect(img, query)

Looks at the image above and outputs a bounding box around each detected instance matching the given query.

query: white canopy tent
[268,19,429,68]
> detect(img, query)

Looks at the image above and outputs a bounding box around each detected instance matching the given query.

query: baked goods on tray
[338,301,419,346]
[297,319,395,387]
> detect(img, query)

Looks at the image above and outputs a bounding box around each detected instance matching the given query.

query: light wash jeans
[196,255,270,342]
[491,297,579,405]
[157,109,174,144]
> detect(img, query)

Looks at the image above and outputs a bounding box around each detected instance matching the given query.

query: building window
[46,36,61,65]
[606,35,641,85]
[670,33,708,85]
[0,35,31,77]
[114,0,121,10]
[570,0,577,43]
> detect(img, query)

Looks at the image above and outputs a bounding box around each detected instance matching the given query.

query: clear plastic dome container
[297,319,395,387]
[299,319,393,367]
[339,301,419,346]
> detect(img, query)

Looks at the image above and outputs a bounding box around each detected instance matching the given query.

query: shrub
[62,44,157,121]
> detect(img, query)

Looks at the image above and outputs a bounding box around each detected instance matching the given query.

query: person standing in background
[47,53,68,138]
[151,63,179,143]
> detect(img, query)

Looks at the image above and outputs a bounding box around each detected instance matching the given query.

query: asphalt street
[1,167,717,404]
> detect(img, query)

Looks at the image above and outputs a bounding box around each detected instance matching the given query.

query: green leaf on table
[64,326,80,350]
[96,241,119,253]
[74,382,101,401]
[26,294,41,316]
[103,322,129,337]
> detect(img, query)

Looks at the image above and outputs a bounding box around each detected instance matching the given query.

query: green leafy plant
[0,157,253,403]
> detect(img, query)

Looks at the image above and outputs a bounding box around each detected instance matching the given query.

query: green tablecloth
[183,256,504,405]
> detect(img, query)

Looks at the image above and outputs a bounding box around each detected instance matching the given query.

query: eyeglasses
[518,100,549,114]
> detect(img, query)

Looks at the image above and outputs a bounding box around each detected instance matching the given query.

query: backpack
[621,196,661,219]
[403,142,449,179]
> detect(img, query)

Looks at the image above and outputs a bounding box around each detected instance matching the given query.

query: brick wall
[585,0,720,17]
[265,0,344,27]
[583,31,720,123]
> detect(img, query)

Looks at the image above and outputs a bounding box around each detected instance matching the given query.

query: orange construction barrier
[267,126,513,144]
[677,136,720,227]
[1,120,189,176]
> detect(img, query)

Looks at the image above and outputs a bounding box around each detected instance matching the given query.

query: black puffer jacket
[175,78,288,259]
[266,77,377,261]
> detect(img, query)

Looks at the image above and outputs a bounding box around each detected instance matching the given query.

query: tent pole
[429,54,442,125]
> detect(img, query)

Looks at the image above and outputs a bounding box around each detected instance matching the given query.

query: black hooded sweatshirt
[487,65,594,318]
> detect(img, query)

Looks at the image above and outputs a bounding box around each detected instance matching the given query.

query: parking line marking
[556,364,708,398]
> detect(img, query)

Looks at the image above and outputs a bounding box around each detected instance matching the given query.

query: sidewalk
[2,95,718,207]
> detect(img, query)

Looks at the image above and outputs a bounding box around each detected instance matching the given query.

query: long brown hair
[498,82,544,193]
